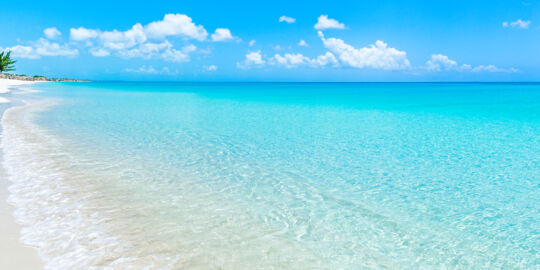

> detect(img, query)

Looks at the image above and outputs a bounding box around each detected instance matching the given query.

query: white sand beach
[0,78,34,92]
[0,79,43,269]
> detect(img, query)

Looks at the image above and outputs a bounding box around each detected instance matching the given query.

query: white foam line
[0,79,36,94]
[0,100,172,269]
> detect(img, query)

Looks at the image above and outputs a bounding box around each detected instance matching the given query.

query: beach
[0,81,537,269]
[0,79,43,269]
[2,0,539,268]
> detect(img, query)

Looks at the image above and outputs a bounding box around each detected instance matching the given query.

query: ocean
[2,82,539,269]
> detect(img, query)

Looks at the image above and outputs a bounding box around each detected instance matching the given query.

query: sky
[1,0,539,81]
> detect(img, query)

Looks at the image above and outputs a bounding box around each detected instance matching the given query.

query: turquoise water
[3,82,539,269]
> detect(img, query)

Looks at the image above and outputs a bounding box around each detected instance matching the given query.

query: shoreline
[0,73,88,82]
[0,79,43,269]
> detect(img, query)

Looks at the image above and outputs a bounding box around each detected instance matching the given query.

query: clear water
[2,82,539,269]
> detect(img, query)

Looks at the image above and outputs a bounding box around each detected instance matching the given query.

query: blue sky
[1,0,539,81]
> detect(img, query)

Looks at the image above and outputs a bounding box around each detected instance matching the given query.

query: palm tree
[0,51,16,73]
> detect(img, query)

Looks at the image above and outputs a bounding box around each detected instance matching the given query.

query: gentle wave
[2,100,179,269]
[3,82,539,269]
[1,100,327,269]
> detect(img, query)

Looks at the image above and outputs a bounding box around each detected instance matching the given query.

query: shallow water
[3,82,539,269]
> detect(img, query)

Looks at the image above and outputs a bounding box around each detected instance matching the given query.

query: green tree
[0,51,16,73]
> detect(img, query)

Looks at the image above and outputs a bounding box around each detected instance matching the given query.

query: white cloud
[279,16,296,24]
[211,28,233,42]
[318,31,409,70]
[2,38,78,59]
[112,39,196,63]
[1,45,39,59]
[270,52,337,68]
[298,40,308,47]
[471,65,517,73]
[272,53,306,68]
[502,19,531,29]
[34,38,78,57]
[314,15,345,30]
[70,13,208,45]
[70,27,99,41]
[65,14,214,63]
[3,13,226,65]
[204,65,218,71]
[235,50,337,69]
[117,40,171,58]
[126,66,181,75]
[72,14,208,44]
[125,65,158,74]
[100,23,147,50]
[237,50,265,69]
[249,40,256,47]
[314,52,339,66]
[274,45,283,51]
[89,48,110,57]
[44,27,61,39]
[425,54,459,71]
[425,54,517,73]
[144,13,207,40]
[161,44,197,63]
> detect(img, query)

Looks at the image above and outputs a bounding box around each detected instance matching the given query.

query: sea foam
[1,101,179,269]
[1,100,326,269]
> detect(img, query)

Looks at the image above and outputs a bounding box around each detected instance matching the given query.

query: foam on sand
[0,78,35,94]
[0,79,43,269]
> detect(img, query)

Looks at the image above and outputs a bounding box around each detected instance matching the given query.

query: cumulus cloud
[271,52,337,68]
[117,40,171,59]
[425,54,517,73]
[298,40,308,47]
[318,31,409,70]
[314,52,339,66]
[8,13,232,65]
[162,44,197,63]
[425,54,459,71]
[236,49,338,69]
[249,40,256,47]
[65,15,210,63]
[70,27,99,41]
[1,45,40,59]
[144,13,207,40]
[70,14,209,43]
[110,39,196,63]
[237,50,266,69]
[44,27,61,39]
[314,15,345,30]
[64,13,219,63]
[100,23,147,50]
[502,19,531,29]
[279,16,296,23]
[34,38,78,57]
[271,53,308,68]
[211,28,234,42]
[2,38,78,59]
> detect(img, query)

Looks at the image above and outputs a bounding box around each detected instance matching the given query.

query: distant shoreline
[0,73,89,82]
